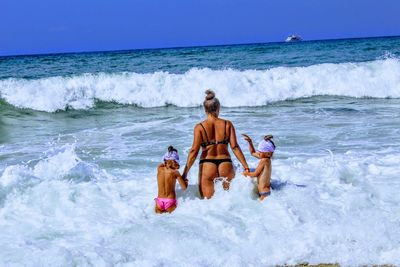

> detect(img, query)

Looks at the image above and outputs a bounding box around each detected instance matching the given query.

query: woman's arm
[182,125,202,180]
[228,122,249,170]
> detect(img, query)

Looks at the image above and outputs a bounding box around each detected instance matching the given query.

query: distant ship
[285,34,303,42]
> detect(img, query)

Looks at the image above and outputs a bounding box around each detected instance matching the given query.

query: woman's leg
[199,162,218,199]
[218,161,235,190]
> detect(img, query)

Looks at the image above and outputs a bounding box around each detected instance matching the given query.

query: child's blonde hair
[165,160,176,169]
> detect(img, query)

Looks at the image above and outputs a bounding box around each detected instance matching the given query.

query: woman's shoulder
[194,122,205,129]
[195,118,232,128]
[220,118,233,126]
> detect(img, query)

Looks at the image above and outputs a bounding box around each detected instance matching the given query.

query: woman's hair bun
[203,89,220,115]
[205,89,215,101]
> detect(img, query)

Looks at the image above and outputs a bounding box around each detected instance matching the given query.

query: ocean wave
[1,58,400,112]
[1,145,400,265]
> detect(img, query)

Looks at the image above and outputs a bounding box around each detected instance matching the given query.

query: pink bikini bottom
[155,197,177,211]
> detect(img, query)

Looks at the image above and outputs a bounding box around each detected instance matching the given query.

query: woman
[182,90,249,198]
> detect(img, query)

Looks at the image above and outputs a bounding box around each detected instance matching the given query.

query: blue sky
[1,0,399,56]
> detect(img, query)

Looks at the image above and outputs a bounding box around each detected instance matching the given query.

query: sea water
[1,37,400,266]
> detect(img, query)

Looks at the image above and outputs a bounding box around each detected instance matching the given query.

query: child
[242,134,276,201]
[155,146,188,214]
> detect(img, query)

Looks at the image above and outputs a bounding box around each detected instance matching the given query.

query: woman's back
[198,118,231,159]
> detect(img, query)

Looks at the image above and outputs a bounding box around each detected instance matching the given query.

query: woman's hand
[242,167,250,177]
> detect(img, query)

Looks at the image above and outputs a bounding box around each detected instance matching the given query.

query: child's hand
[242,134,252,143]
[242,171,249,177]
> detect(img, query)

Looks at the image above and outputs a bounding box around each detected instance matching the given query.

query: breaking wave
[1,58,400,112]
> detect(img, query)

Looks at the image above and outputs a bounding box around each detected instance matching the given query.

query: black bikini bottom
[199,158,232,168]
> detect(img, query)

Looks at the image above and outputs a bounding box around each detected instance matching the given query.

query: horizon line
[1,34,399,58]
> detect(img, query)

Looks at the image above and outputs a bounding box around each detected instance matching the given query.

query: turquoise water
[1,36,400,79]
[1,37,400,266]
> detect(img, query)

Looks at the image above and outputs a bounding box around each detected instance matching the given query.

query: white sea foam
[1,142,399,266]
[1,58,400,112]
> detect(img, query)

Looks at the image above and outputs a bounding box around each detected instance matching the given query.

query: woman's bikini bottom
[199,158,232,168]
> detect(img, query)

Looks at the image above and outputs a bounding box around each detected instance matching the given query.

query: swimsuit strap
[224,120,227,141]
[200,120,229,147]
[216,120,229,145]
[225,120,229,142]
[199,123,209,143]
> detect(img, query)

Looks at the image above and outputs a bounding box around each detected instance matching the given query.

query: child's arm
[243,159,267,177]
[175,171,188,190]
[242,134,262,159]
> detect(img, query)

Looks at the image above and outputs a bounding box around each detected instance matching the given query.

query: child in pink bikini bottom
[154,197,177,211]
[155,146,188,213]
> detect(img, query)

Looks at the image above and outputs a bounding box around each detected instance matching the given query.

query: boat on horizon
[285,34,303,42]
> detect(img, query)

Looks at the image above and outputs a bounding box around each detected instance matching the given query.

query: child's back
[155,146,187,213]
[157,163,182,199]
[254,158,272,200]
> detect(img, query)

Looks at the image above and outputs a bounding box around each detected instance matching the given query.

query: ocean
[1,36,400,266]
